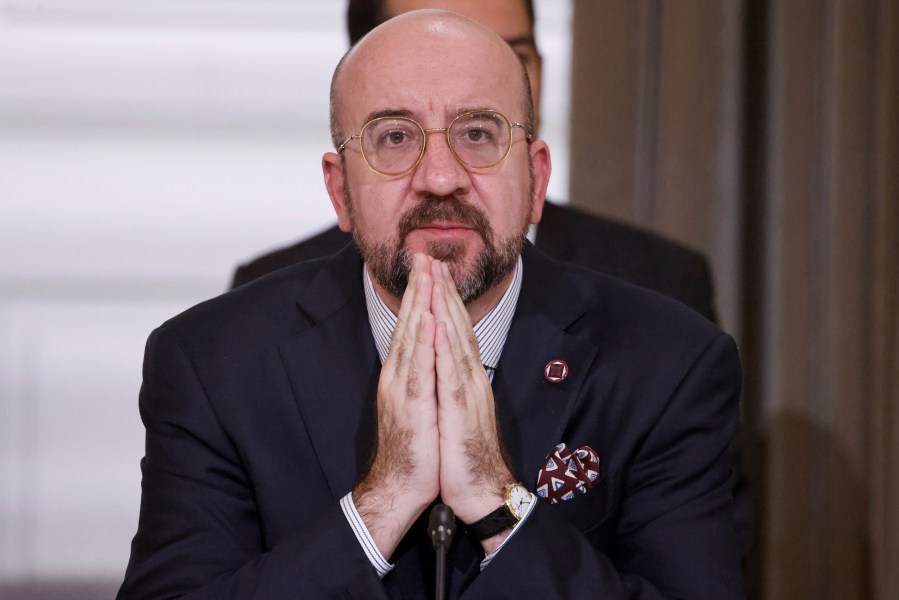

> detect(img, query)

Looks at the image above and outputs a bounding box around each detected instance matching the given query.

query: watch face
[507,484,532,518]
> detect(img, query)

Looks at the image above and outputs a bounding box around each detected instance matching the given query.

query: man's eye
[462,128,492,143]
[378,129,412,147]
[385,130,407,145]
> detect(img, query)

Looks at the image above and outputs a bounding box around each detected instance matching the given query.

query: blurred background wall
[1,0,897,599]
[569,1,898,599]
[0,0,573,596]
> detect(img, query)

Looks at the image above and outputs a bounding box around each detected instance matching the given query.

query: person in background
[231,0,718,325]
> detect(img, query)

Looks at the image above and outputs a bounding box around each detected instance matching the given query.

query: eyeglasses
[337,110,531,176]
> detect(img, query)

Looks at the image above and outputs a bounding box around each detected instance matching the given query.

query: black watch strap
[466,504,518,541]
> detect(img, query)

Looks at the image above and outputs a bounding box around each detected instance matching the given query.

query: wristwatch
[466,483,533,541]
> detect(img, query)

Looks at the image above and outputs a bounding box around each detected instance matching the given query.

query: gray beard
[357,231,525,304]
[350,195,527,304]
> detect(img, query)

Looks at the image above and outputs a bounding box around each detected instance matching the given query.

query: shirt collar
[363,257,523,370]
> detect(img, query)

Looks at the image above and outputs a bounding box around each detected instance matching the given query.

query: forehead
[339,18,525,127]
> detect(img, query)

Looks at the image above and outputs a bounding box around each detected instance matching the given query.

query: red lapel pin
[544,359,569,383]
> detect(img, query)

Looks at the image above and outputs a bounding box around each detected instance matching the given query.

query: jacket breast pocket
[548,472,618,534]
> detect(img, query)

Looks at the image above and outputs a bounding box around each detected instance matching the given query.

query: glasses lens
[449,111,511,168]
[361,118,423,175]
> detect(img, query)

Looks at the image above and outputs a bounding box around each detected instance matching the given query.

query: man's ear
[528,140,552,225]
[322,152,353,232]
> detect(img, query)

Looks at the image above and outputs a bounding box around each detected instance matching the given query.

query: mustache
[396,196,492,243]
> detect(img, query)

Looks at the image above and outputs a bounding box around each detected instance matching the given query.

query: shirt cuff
[479,490,537,570]
[340,492,394,578]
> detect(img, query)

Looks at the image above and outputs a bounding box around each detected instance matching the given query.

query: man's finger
[407,310,437,398]
[389,254,433,377]
[440,262,477,348]
[432,261,476,367]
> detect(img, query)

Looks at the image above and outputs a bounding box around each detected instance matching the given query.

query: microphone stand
[428,503,456,600]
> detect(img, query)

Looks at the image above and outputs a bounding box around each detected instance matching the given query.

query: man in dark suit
[231,0,717,324]
[120,10,743,599]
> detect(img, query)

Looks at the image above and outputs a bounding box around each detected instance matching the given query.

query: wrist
[464,482,533,543]
[444,462,516,524]
[446,484,508,525]
[353,480,434,559]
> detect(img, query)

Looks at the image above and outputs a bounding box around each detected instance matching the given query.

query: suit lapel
[276,244,601,597]
[279,248,381,499]
[493,245,600,488]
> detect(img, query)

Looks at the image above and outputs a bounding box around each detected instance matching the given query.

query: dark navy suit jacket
[231,202,718,323]
[120,243,744,599]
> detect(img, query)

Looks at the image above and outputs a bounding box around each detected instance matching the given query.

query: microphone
[428,503,456,600]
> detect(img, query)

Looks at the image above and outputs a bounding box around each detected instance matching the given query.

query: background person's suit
[231,201,718,323]
[120,244,743,599]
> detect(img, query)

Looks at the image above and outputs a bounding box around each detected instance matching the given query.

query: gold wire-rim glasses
[336,109,532,176]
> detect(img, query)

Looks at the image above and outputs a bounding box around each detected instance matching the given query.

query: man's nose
[410,130,471,198]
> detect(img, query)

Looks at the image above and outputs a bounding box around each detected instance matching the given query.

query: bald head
[329,9,534,149]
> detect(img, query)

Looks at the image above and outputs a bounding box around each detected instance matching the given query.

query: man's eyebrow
[457,106,500,116]
[363,108,415,123]
[361,107,500,125]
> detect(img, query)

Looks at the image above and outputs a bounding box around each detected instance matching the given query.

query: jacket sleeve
[462,333,745,599]
[117,325,389,600]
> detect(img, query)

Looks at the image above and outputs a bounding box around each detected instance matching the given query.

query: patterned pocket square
[535,443,600,504]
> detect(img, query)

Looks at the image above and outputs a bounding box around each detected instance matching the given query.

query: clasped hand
[354,254,515,557]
